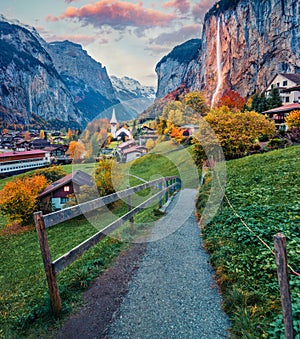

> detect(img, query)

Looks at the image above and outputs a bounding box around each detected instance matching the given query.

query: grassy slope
[197,146,300,338]
[0,141,196,338]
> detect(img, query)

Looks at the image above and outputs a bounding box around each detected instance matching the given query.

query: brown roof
[280,73,300,85]
[263,103,300,114]
[38,170,94,198]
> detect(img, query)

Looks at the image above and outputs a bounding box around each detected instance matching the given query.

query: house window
[60,197,69,204]
[283,80,288,86]
[64,186,70,192]
[277,82,280,87]
[286,97,290,103]
[271,84,274,89]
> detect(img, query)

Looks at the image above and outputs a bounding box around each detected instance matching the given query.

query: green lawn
[197,145,300,338]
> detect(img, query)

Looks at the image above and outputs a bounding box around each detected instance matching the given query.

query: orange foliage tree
[218,90,245,110]
[67,140,86,163]
[94,159,122,196]
[0,175,48,226]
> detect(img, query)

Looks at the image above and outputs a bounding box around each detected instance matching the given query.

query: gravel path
[106,189,231,339]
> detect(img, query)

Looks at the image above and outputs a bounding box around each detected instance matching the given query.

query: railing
[34,176,181,316]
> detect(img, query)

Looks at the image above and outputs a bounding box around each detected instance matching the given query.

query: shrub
[0,175,48,226]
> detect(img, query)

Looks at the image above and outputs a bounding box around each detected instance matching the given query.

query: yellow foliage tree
[0,175,48,226]
[285,110,300,128]
[194,107,275,161]
[145,138,155,150]
[94,159,122,196]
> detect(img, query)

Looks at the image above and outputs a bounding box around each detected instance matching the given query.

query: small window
[286,97,290,103]
[283,80,288,86]
[60,197,69,204]
[64,186,70,192]
[271,84,274,89]
[277,82,280,87]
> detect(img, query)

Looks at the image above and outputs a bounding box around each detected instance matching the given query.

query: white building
[265,73,300,104]
[110,108,118,138]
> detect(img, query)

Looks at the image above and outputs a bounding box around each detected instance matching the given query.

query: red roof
[263,103,300,114]
[0,150,48,158]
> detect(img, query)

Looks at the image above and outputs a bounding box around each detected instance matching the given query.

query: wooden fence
[34,176,181,316]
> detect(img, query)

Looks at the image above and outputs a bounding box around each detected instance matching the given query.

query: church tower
[110,108,118,138]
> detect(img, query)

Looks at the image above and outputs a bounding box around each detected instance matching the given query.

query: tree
[0,175,48,226]
[285,110,300,128]
[267,87,282,109]
[194,107,275,160]
[182,91,209,116]
[94,159,122,197]
[217,90,245,111]
[39,130,45,139]
[146,138,155,150]
[67,140,86,163]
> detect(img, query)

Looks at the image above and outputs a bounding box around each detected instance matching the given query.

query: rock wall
[156,0,300,105]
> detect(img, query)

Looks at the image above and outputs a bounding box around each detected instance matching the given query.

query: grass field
[196,145,300,337]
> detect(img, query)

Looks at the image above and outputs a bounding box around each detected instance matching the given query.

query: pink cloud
[149,24,202,45]
[192,0,215,21]
[46,0,177,30]
[163,0,191,14]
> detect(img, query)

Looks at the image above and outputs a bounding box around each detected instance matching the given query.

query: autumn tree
[217,90,245,111]
[193,106,275,161]
[94,159,122,196]
[67,140,86,163]
[285,110,300,128]
[0,175,48,226]
[182,91,209,116]
[39,130,45,139]
[145,138,155,150]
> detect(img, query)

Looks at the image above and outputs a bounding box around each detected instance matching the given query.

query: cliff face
[156,0,300,105]
[0,17,82,127]
[155,39,202,99]
[46,41,119,122]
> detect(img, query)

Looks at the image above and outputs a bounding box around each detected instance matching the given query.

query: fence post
[274,233,294,339]
[159,181,163,208]
[127,186,134,235]
[165,179,169,203]
[34,211,62,317]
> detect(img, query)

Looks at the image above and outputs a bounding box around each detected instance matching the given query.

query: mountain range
[0,15,155,129]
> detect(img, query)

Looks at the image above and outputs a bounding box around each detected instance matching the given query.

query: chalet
[117,145,148,163]
[38,170,94,212]
[262,102,300,128]
[116,127,132,141]
[265,73,300,104]
[30,138,51,149]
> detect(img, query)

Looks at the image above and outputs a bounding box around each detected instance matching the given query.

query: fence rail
[34,176,181,316]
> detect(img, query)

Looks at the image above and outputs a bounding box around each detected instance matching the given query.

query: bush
[0,175,48,226]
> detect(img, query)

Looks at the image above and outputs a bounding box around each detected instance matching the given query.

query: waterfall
[211,17,222,107]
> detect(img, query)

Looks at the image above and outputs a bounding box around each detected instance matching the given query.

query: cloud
[163,0,191,14]
[192,0,216,21]
[144,45,173,55]
[64,0,81,3]
[38,29,102,45]
[46,0,177,31]
[149,24,202,45]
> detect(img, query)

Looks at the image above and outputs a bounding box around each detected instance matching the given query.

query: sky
[1,0,216,87]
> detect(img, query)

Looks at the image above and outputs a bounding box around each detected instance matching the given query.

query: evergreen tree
[267,88,282,109]
[258,93,269,113]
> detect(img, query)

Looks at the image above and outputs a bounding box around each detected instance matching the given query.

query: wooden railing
[34,176,181,316]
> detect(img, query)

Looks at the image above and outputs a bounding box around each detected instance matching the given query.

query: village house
[38,170,94,212]
[265,73,300,104]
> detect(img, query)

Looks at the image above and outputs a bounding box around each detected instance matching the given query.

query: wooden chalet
[38,170,94,212]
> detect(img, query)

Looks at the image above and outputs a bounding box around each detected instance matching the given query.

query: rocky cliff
[0,16,83,128]
[156,0,300,105]
[155,39,202,99]
[46,41,119,122]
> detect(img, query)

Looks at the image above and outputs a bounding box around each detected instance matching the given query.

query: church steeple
[110,108,118,138]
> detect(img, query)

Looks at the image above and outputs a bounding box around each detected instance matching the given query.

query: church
[110,108,132,140]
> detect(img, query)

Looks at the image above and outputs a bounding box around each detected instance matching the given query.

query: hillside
[197,145,300,337]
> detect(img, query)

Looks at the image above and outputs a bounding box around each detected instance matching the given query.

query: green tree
[182,91,209,116]
[267,88,282,109]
